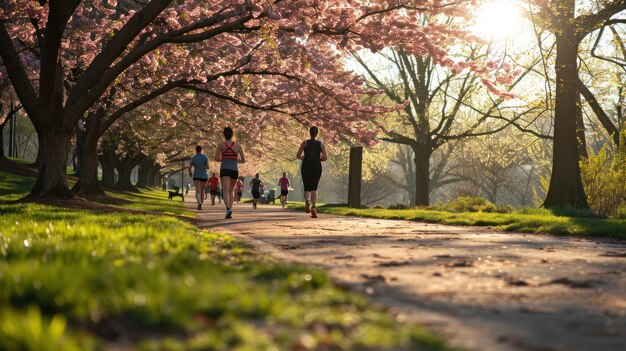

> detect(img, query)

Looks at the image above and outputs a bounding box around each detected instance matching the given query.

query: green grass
[0,172,446,350]
[7,157,33,166]
[288,204,626,240]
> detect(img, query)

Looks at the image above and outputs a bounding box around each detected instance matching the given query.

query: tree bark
[152,167,163,188]
[115,154,143,192]
[71,129,104,195]
[114,161,136,191]
[135,158,153,188]
[575,93,589,160]
[413,147,431,206]
[26,127,74,198]
[148,164,162,187]
[99,150,116,189]
[543,25,590,209]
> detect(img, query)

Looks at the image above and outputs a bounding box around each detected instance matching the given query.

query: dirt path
[189,199,626,351]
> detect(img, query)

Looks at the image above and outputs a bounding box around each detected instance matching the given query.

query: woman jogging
[249,173,264,209]
[188,145,209,210]
[215,127,246,219]
[278,172,290,208]
[235,177,244,203]
[296,126,328,218]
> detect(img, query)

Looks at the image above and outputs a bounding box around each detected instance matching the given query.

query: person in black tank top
[297,126,328,218]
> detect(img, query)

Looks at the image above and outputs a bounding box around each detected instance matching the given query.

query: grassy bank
[288,204,626,240]
[0,172,445,350]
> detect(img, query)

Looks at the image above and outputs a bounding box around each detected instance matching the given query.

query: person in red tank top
[215,127,246,219]
[235,177,244,203]
[208,172,220,205]
[277,172,290,208]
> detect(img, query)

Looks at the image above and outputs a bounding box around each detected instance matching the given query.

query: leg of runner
[310,191,318,218]
[221,176,231,217]
[199,181,207,205]
[227,179,237,217]
[194,179,202,210]
[303,191,311,213]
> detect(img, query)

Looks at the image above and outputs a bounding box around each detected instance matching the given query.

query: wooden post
[348,146,362,208]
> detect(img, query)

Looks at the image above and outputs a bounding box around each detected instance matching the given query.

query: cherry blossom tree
[0,0,494,200]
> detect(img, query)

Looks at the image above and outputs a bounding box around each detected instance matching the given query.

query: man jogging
[249,173,264,209]
[278,172,290,208]
[208,172,220,205]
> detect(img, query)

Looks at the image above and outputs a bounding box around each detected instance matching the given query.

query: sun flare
[472,0,523,40]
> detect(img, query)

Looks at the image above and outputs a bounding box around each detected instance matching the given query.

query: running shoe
[304,201,311,213]
[225,208,233,219]
[198,204,202,210]
[311,207,317,218]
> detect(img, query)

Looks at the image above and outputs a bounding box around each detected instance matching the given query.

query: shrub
[438,196,499,213]
[388,203,408,210]
[580,130,626,217]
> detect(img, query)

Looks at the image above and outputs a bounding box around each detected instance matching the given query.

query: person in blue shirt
[188,145,209,210]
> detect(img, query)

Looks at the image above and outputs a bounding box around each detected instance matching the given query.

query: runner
[278,172,290,208]
[215,127,246,219]
[235,177,244,203]
[208,172,220,205]
[249,173,264,209]
[188,145,209,210]
[296,126,328,218]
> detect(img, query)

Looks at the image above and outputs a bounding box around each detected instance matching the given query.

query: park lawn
[288,204,626,240]
[0,172,446,351]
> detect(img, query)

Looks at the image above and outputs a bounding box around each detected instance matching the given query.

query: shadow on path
[188,197,626,351]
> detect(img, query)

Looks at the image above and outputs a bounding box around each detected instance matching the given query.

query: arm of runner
[296,141,305,160]
[187,162,193,177]
[320,142,328,162]
[238,145,246,163]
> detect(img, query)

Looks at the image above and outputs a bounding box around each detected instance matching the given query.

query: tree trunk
[99,150,116,189]
[71,129,104,195]
[543,28,590,209]
[575,93,588,160]
[413,148,431,206]
[153,168,163,188]
[0,118,6,160]
[135,159,153,188]
[26,128,74,199]
[115,162,136,191]
[115,154,143,192]
[148,164,161,187]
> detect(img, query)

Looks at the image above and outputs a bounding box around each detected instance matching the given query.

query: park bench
[168,186,184,202]
[260,189,276,204]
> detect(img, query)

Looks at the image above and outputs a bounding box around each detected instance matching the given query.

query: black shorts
[281,190,289,196]
[251,190,261,199]
[210,189,218,195]
[220,169,239,180]
[301,163,322,191]
[193,178,208,183]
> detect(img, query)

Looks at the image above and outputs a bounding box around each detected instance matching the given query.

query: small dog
[168,190,184,201]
